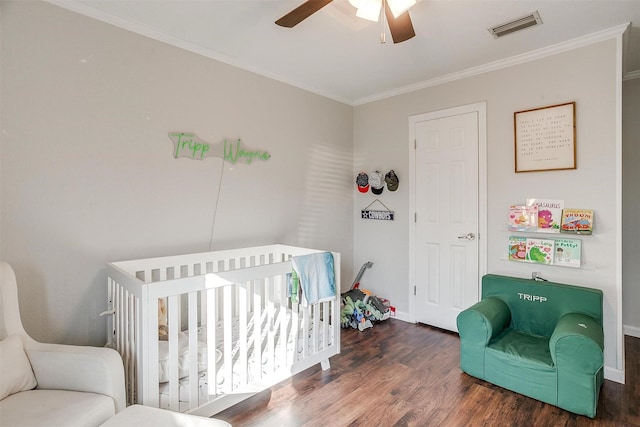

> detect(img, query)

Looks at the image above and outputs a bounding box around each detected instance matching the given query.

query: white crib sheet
[158,371,209,411]
[158,332,208,383]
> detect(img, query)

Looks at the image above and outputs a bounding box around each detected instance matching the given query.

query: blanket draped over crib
[291,252,336,305]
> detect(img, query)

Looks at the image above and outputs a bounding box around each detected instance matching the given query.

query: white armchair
[0,261,126,426]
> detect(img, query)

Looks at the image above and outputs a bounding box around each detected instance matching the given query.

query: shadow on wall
[292,143,353,249]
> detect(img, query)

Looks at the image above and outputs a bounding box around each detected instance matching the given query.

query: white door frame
[408,102,488,323]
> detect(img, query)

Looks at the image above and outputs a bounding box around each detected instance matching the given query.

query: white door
[411,107,483,332]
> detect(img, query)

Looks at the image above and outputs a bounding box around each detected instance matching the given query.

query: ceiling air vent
[488,11,543,39]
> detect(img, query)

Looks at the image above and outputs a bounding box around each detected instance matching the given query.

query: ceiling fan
[275,0,416,44]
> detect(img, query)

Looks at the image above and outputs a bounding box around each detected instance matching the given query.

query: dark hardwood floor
[215,320,639,426]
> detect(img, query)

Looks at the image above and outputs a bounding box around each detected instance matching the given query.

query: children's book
[526,199,564,233]
[560,209,594,235]
[508,205,538,231]
[553,238,582,268]
[508,236,527,262]
[525,238,555,264]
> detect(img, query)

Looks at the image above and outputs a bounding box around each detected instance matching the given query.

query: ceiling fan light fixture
[387,0,416,18]
[275,0,416,44]
[355,0,382,21]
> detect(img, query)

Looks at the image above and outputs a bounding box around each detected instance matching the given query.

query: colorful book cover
[560,209,594,235]
[526,199,564,233]
[525,238,555,264]
[508,205,538,231]
[553,238,582,268]
[508,236,527,262]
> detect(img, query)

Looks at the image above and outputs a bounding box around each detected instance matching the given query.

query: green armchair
[457,274,604,418]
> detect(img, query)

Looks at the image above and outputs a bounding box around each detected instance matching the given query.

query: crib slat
[252,280,263,382]
[200,291,208,329]
[223,285,233,394]
[112,283,124,401]
[142,288,160,408]
[267,276,276,370]
[167,295,180,411]
[115,284,122,356]
[303,303,311,359]
[266,277,275,374]
[291,296,300,366]
[113,283,123,398]
[238,282,248,388]
[313,303,320,354]
[106,278,114,349]
[322,301,329,350]
[121,288,130,403]
[276,275,287,367]
[206,287,218,398]
[187,291,199,410]
[128,291,137,405]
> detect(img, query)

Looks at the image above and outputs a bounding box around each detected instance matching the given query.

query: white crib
[105,244,340,416]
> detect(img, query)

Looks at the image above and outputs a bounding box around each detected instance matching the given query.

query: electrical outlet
[531,272,548,281]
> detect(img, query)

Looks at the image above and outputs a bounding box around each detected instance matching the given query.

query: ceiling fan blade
[384,2,416,44]
[275,0,333,28]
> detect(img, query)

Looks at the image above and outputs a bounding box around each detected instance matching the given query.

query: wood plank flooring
[214,320,639,426]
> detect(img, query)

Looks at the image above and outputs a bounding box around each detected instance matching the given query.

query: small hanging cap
[385,170,399,191]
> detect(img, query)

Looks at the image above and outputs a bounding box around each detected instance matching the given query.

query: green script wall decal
[168,132,271,164]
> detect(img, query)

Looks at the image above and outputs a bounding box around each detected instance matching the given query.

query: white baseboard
[394,310,410,323]
[604,366,625,384]
[623,324,640,338]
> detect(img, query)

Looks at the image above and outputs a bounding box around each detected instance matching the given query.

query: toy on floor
[340,261,391,331]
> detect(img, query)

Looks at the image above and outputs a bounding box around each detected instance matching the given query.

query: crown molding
[44,1,632,106]
[354,23,631,106]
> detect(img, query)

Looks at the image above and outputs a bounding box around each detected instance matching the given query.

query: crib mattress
[158,332,208,383]
[159,372,209,411]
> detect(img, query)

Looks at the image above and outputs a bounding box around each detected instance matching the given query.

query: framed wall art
[514,102,576,173]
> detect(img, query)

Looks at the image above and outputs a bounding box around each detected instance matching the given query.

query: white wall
[0,1,354,346]
[353,39,623,377]
[622,78,640,337]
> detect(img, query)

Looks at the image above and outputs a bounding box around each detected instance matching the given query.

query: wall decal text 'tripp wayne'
[168,132,271,164]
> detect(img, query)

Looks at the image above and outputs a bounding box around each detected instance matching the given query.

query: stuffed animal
[158,298,168,341]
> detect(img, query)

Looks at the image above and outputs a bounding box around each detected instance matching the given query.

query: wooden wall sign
[514,102,576,173]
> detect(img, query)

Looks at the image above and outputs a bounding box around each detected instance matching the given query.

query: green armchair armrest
[550,312,604,373]
[549,312,604,418]
[457,297,511,345]
[457,297,511,378]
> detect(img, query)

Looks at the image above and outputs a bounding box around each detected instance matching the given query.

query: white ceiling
[49,0,640,105]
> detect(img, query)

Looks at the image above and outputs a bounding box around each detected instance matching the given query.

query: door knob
[457,233,476,241]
